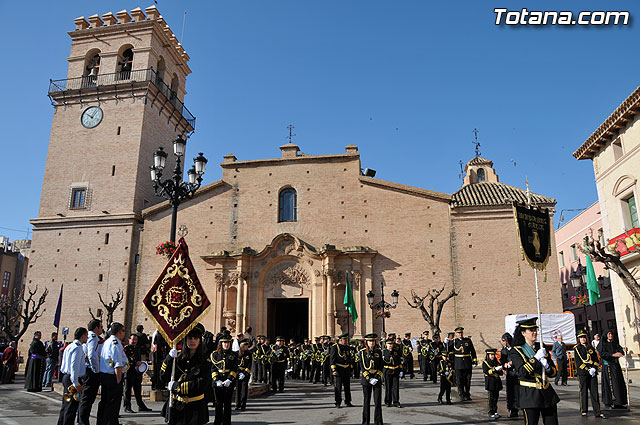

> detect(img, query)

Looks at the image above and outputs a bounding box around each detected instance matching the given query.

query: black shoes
[437,398,443,404]
[138,406,152,412]
[446,400,452,405]
[345,402,354,407]
[393,403,402,408]
[123,407,134,414]
[509,410,519,418]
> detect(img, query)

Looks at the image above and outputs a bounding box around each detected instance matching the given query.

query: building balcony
[48,68,195,130]
[608,228,639,257]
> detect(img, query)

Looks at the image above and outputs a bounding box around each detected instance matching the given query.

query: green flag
[586,252,600,305]
[344,272,358,323]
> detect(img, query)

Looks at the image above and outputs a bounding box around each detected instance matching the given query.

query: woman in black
[160,323,211,425]
[575,330,605,418]
[482,348,503,420]
[24,331,46,392]
[509,317,559,424]
[597,329,628,408]
[210,332,238,425]
[235,338,252,411]
[360,333,383,425]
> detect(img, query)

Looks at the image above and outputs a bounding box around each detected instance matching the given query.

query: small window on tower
[477,168,486,182]
[71,188,86,209]
[117,47,134,80]
[278,187,297,222]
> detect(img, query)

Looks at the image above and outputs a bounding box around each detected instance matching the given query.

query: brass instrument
[64,385,82,402]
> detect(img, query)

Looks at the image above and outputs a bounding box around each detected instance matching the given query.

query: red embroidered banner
[143,237,211,346]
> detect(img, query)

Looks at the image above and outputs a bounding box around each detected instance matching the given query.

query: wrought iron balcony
[608,228,639,257]
[48,68,195,129]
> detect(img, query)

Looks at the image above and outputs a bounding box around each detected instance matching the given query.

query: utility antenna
[458,160,464,180]
[472,128,481,158]
[181,11,187,44]
[286,124,296,143]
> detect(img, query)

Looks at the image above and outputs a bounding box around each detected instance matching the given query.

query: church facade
[27,7,562,350]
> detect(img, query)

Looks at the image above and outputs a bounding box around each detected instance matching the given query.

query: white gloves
[223,379,232,387]
[539,357,549,369]
[589,368,596,377]
[444,371,450,376]
[534,348,547,361]
[369,378,379,386]
[495,365,502,372]
[169,348,178,358]
[444,337,449,344]
[399,371,404,378]
[238,373,245,380]
[504,363,511,369]
[216,380,224,387]
[168,381,178,392]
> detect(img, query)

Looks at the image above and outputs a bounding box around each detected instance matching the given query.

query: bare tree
[0,286,49,348]
[405,285,458,335]
[95,289,124,327]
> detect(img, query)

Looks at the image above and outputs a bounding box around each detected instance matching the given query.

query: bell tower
[28,6,195,337]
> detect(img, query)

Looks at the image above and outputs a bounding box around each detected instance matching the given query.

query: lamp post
[366,280,399,338]
[570,259,589,332]
[150,136,208,242]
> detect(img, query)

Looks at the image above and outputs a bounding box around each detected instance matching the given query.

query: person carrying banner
[42,332,60,390]
[210,332,238,425]
[161,323,211,425]
[509,317,560,425]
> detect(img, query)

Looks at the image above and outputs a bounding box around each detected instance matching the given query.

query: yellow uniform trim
[174,393,204,403]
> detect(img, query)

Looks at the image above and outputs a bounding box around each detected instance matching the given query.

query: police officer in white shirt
[79,319,104,425]
[96,322,128,425]
[57,327,88,425]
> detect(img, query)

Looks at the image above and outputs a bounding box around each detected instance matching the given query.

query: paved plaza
[1,373,640,424]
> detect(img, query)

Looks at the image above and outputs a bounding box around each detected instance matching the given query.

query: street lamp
[150,136,208,242]
[570,260,589,332]
[366,280,399,338]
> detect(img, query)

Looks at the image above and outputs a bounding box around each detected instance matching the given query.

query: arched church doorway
[267,298,308,343]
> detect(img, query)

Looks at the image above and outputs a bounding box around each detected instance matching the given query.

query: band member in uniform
[429,334,444,384]
[97,322,128,425]
[382,337,402,408]
[123,334,152,413]
[25,331,46,392]
[330,332,353,408]
[452,326,477,401]
[57,327,88,425]
[500,332,519,418]
[444,331,455,353]
[352,340,364,378]
[418,331,430,379]
[437,351,453,405]
[322,336,332,386]
[253,335,265,383]
[301,339,313,381]
[161,323,211,425]
[575,330,606,418]
[509,317,560,425]
[360,334,384,425]
[401,333,414,379]
[310,337,321,383]
[270,336,289,392]
[79,319,103,425]
[483,348,503,420]
[235,338,252,411]
[211,331,238,425]
[597,329,628,408]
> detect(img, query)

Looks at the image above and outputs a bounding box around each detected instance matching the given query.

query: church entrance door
[267,298,308,343]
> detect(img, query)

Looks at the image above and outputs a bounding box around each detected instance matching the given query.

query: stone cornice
[358,176,451,202]
[574,86,640,160]
[220,153,359,168]
[30,212,141,228]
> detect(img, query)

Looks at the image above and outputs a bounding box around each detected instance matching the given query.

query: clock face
[81,106,103,129]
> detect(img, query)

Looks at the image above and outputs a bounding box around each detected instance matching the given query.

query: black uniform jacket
[237,350,252,379]
[382,346,403,376]
[330,343,352,376]
[160,353,212,424]
[509,344,559,409]
[360,347,384,384]
[438,356,455,383]
[210,349,239,383]
[452,338,477,369]
[419,339,430,357]
[429,341,445,361]
[574,344,599,376]
[482,358,504,391]
[500,346,518,377]
[271,344,290,364]
[401,339,412,357]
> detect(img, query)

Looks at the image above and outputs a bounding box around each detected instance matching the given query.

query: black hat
[485,348,497,354]
[516,317,538,330]
[577,330,588,339]
[385,337,395,344]
[239,338,249,346]
[432,333,440,339]
[304,338,310,342]
[364,333,378,341]
[187,323,205,338]
[423,330,430,335]
[404,332,411,337]
[314,336,321,341]
[447,331,455,336]
[388,333,396,338]
[276,336,285,342]
[338,332,349,339]
[219,332,232,342]
[454,326,464,333]
[257,335,266,339]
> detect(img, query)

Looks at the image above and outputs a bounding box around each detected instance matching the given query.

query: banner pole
[622,326,631,411]
[167,342,177,423]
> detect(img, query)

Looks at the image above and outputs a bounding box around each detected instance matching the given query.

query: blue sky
[1,1,639,240]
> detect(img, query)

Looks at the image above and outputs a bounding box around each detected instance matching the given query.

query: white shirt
[99,335,128,374]
[83,331,102,373]
[60,340,87,387]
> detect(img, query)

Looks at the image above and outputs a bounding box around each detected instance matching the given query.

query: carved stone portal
[267,261,309,296]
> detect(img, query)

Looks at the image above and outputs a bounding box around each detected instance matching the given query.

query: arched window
[477,168,486,182]
[116,46,134,80]
[278,188,297,222]
[83,50,101,87]
[155,56,166,87]
[169,74,179,106]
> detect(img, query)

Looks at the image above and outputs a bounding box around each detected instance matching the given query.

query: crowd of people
[0,316,631,425]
